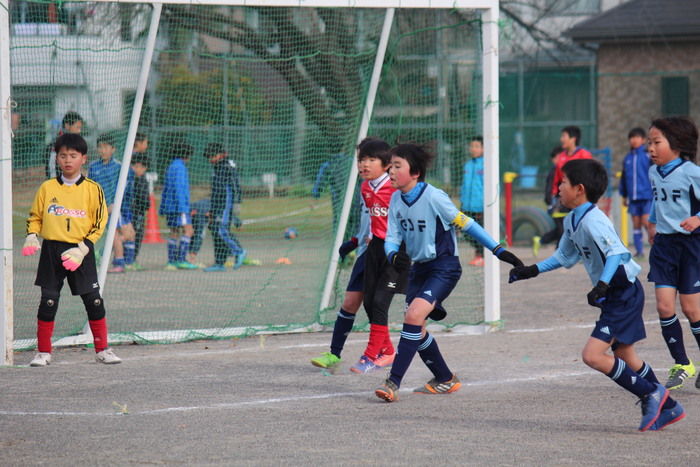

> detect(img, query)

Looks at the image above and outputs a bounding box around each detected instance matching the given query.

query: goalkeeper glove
[22,233,41,256]
[61,241,89,272]
[508,264,539,283]
[338,237,359,261]
[587,280,609,308]
[493,245,524,267]
[389,251,411,274]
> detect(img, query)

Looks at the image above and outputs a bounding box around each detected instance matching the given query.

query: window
[662,76,689,116]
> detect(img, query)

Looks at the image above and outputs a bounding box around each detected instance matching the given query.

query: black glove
[389,251,411,274]
[493,246,524,267]
[508,264,539,283]
[338,237,359,261]
[587,280,609,308]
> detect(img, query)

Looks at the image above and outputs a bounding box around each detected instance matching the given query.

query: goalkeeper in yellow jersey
[22,133,122,367]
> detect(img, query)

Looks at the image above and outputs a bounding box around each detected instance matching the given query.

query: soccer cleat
[108,265,125,274]
[203,264,226,272]
[375,378,400,402]
[373,353,395,369]
[29,352,52,367]
[665,361,696,389]
[468,255,484,266]
[638,383,669,432]
[532,236,541,257]
[350,355,377,374]
[164,262,179,271]
[649,401,685,431]
[413,373,461,394]
[234,249,247,269]
[177,261,200,270]
[311,352,341,369]
[95,348,122,364]
[125,263,144,272]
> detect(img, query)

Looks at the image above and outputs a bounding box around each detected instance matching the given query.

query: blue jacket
[88,159,121,206]
[159,158,190,215]
[619,146,653,201]
[460,156,484,213]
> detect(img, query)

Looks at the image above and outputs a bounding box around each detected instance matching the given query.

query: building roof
[566,0,700,43]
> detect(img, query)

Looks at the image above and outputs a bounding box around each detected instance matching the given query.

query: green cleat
[311,352,341,369]
[665,361,696,390]
[177,261,200,270]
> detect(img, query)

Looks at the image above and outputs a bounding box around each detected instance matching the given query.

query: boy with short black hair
[88,132,135,273]
[375,143,522,402]
[509,158,684,431]
[619,127,652,259]
[126,152,151,271]
[202,142,246,272]
[351,137,405,374]
[23,133,121,366]
[159,142,197,270]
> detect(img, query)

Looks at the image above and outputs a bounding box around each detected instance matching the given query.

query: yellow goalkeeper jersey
[26,176,107,245]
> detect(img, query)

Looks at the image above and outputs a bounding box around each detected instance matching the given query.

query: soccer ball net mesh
[9,3,486,349]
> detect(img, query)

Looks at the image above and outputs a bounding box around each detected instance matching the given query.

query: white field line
[0,370,593,418]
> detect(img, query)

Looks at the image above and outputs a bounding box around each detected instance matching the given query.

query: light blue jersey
[554,203,641,286]
[385,183,466,263]
[648,159,700,234]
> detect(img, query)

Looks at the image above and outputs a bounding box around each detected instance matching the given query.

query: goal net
[6,1,493,350]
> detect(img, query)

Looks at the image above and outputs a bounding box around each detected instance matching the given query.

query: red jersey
[361,173,395,240]
[552,147,593,197]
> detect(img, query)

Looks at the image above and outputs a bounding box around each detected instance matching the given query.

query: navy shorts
[648,233,700,294]
[406,256,462,319]
[627,199,651,217]
[35,239,101,296]
[165,212,192,229]
[346,253,365,292]
[590,278,646,346]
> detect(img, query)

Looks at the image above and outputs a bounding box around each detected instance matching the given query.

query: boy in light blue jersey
[645,115,700,390]
[509,158,684,432]
[374,143,523,402]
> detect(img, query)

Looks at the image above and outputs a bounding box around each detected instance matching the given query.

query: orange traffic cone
[144,193,164,244]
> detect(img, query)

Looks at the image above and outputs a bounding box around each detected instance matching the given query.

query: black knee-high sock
[608,357,656,398]
[417,333,452,382]
[388,323,422,387]
[690,320,700,352]
[660,315,690,365]
[329,309,355,358]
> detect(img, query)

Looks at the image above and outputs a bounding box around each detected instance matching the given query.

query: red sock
[364,324,389,360]
[381,329,395,356]
[37,319,55,353]
[89,318,108,353]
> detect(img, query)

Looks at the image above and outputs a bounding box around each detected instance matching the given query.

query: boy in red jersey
[23,133,121,366]
[349,138,408,374]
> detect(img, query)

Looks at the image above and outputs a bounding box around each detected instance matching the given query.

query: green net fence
[9,3,486,350]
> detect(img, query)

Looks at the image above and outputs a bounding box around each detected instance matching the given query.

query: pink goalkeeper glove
[61,241,89,271]
[22,233,41,256]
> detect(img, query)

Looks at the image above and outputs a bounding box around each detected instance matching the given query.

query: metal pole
[0,0,15,364]
[319,8,395,312]
[481,3,500,324]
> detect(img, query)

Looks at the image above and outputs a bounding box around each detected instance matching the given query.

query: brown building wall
[596,40,700,170]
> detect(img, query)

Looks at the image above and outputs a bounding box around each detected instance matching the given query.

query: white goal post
[0,0,500,365]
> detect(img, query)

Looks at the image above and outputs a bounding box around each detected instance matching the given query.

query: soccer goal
[0,0,501,365]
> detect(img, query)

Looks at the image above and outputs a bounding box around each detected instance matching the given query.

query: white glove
[61,241,89,272]
[22,233,41,256]
[233,204,242,216]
